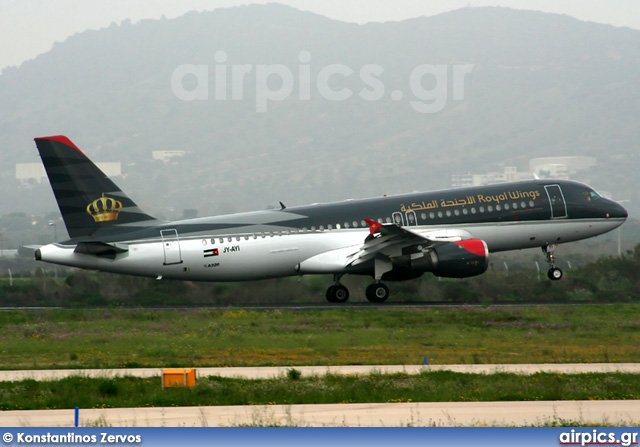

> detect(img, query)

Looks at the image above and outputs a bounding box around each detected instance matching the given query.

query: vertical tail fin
[35,135,158,239]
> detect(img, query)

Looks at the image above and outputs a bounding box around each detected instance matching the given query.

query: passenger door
[544,185,567,219]
[160,229,183,265]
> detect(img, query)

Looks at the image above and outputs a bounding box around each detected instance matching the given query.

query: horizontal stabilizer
[74,241,129,257]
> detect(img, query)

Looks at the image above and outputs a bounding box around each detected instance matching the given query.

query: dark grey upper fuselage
[79,180,627,249]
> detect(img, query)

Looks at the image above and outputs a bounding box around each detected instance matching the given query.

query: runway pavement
[2,364,639,427]
[2,363,640,381]
[2,400,639,427]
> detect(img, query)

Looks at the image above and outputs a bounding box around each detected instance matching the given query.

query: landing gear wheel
[547,267,563,281]
[542,245,563,281]
[366,283,390,303]
[326,284,349,303]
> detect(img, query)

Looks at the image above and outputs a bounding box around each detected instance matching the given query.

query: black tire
[326,284,349,303]
[366,283,390,303]
[326,285,337,302]
[547,267,563,281]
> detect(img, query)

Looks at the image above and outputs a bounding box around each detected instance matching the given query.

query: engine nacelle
[390,239,489,279]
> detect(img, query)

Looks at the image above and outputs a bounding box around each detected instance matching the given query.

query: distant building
[16,162,122,184]
[451,166,534,188]
[152,150,186,163]
[452,156,598,188]
[533,163,570,180]
[450,172,474,188]
[529,156,596,178]
[0,249,18,258]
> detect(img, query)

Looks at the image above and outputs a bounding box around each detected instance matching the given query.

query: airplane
[32,135,628,303]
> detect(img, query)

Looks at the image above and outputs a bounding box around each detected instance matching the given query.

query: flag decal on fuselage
[204,248,219,257]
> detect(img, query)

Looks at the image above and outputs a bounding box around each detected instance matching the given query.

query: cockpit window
[582,190,601,202]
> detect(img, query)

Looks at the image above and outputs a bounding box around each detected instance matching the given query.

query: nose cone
[608,200,628,220]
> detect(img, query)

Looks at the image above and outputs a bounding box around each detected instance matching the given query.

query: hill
[2,5,639,224]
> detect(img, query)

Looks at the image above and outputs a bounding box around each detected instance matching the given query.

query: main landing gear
[543,245,563,281]
[365,283,389,303]
[325,275,390,303]
[326,284,349,303]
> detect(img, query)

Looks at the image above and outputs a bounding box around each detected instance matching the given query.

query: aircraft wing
[297,219,472,276]
[346,218,471,268]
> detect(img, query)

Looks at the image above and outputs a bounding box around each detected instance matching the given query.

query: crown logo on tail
[86,193,123,222]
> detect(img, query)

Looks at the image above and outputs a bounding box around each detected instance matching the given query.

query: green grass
[1,371,640,411]
[0,305,639,369]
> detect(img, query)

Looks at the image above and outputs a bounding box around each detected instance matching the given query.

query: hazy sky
[2,0,640,71]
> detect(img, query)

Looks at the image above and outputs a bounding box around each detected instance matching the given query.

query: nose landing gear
[543,245,563,280]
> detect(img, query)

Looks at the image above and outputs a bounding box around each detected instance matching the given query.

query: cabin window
[327,225,333,230]
[219,238,224,244]
[529,200,535,208]
[353,221,359,228]
[360,220,366,227]
[445,210,451,217]
[471,208,477,214]
[454,209,460,216]
[344,222,349,228]
[504,204,509,210]
[437,211,443,218]
[336,224,341,229]
[253,234,257,239]
[261,233,266,238]
[421,212,427,220]
[487,206,493,212]
[521,201,527,209]
[319,225,324,231]
[210,238,215,244]
[512,203,518,210]
[429,212,435,219]
[236,236,241,241]
[377,218,383,224]
[386,216,392,224]
[311,226,316,231]
[462,208,468,215]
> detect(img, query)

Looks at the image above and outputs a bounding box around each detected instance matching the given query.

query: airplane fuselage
[37,179,627,283]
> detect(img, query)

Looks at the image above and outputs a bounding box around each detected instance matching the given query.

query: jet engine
[388,239,489,279]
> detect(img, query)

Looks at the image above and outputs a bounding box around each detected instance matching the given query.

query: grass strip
[1,305,640,369]
[1,371,640,411]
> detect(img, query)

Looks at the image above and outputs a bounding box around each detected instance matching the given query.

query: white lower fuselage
[37,217,625,282]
